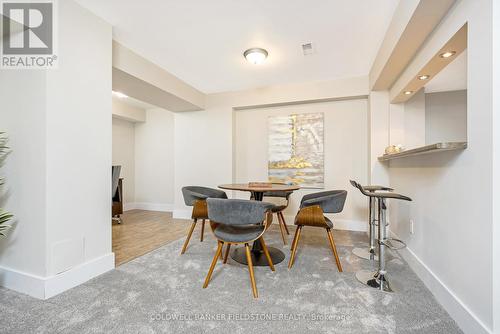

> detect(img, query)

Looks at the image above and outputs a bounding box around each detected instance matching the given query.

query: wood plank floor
[112,210,191,266]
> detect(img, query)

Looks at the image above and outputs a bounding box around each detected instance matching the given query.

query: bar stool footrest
[352,247,378,261]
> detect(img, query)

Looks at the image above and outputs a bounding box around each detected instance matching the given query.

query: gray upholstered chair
[251,186,293,245]
[180,186,227,254]
[288,190,347,272]
[203,198,275,298]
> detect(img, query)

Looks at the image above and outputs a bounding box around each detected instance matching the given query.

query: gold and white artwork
[268,113,324,188]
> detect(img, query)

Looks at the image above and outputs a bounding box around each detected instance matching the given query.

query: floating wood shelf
[378,142,467,161]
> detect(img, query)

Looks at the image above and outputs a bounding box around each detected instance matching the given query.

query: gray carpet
[0,226,462,333]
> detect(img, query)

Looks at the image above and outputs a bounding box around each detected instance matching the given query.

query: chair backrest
[111,165,121,197]
[182,186,227,206]
[300,190,347,213]
[262,190,293,199]
[349,180,368,196]
[207,198,274,226]
[249,182,293,200]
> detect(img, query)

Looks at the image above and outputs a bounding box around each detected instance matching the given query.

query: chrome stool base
[356,270,394,293]
[352,247,378,261]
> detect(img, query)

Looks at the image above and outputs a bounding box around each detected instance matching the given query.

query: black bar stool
[351,181,411,293]
[350,180,393,261]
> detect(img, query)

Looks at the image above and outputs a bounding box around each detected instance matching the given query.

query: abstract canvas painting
[268,113,324,188]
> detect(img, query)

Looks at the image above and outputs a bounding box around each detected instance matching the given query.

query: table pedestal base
[231,246,285,266]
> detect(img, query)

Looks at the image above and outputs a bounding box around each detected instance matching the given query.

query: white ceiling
[76,0,399,94]
[425,50,467,93]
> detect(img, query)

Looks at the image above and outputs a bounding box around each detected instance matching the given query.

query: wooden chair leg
[279,212,290,235]
[288,225,303,269]
[200,219,205,242]
[223,243,231,264]
[203,241,224,288]
[259,237,275,271]
[277,213,287,245]
[180,219,197,254]
[326,228,343,272]
[245,243,258,298]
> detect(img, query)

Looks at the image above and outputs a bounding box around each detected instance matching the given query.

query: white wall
[368,91,390,185]
[174,76,369,219]
[0,71,48,278]
[425,90,467,144]
[111,106,176,212]
[112,117,136,205]
[387,88,467,152]
[403,89,426,149]
[45,0,112,277]
[383,0,494,333]
[134,108,175,211]
[233,99,368,230]
[492,1,500,332]
[387,90,426,150]
[0,0,114,298]
[388,103,405,146]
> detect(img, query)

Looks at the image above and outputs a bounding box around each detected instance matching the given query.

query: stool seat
[363,191,412,201]
[363,185,393,192]
[350,180,411,201]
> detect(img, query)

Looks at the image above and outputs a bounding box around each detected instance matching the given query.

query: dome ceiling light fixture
[243,48,268,65]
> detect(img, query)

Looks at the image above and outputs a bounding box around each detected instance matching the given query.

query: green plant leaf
[0,211,13,225]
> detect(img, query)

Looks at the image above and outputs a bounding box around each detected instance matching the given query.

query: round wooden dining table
[218,183,300,266]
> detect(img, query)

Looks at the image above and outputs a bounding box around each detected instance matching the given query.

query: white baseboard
[0,252,115,300]
[123,202,136,211]
[125,202,174,212]
[390,230,491,334]
[0,265,46,299]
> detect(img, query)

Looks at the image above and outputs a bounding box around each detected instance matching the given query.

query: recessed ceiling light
[418,74,430,80]
[243,48,268,65]
[112,91,128,99]
[404,91,414,95]
[439,51,456,58]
